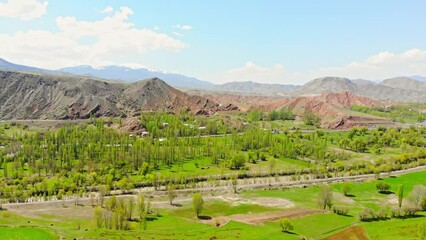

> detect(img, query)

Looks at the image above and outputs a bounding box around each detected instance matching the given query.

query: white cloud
[219,49,426,85]
[172,31,183,37]
[174,24,192,31]
[223,61,300,84]
[0,6,186,69]
[317,48,426,80]
[101,6,114,14]
[0,0,47,20]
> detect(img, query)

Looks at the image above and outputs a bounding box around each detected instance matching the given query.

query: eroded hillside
[0,71,238,120]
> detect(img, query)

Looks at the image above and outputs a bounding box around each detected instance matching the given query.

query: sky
[1,0,426,84]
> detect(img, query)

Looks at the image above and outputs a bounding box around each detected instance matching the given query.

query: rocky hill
[294,77,426,102]
[119,77,237,116]
[269,91,390,128]
[281,91,383,116]
[0,71,237,120]
[292,77,357,96]
[379,77,426,92]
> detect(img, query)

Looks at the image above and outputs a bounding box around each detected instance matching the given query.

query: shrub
[359,207,389,221]
[359,208,371,222]
[303,111,321,127]
[225,153,246,170]
[376,208,389,220]
[2,211,11,218]
[391,207,402,218]
[376,182,391,193]
[333,206,349,216]
[407,185,426,208]
[279,218,294,233]
[402,206,419,217]
[342,183,351,196]
[421,195,426,211]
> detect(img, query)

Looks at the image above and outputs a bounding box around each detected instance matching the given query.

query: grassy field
[0,119,425,240]
[0,227,57,240]
[1,170,426,239]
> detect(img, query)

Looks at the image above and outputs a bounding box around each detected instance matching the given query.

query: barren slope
[0,71,123,119]
[119,77,238,115]
[0,71,237,120]
[294,77,426,102]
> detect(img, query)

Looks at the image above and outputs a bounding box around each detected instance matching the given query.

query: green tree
[98,185,106,207]
[225,152,245,170]
[279,218,294,233]
[127,197,135,220]
[398,185,404,208]
[231,174,238,194]
[342,183,351,197]
[376,182,391,193]
[106,195,117,211]
[303,111,321,127]
[167,182,177,205]
[192,193,204,218]
[94,206,104,229]
[137,194,146,219]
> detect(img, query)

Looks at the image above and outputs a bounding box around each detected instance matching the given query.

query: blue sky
[1,0,426,84]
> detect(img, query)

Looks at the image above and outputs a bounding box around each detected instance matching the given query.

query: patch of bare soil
[8,204,94,221]
[323,226,369,240]
[384,195,399,205]
[218,196,295,208]
[203,208,326,227]
[334,193,355,205]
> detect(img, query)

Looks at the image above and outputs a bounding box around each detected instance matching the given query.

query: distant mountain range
[410,75,426,82]
[2,57,426,102]
[58,65,214,89]
[0,58,214,89]
[0,58,55,74]
[292,77,426,102]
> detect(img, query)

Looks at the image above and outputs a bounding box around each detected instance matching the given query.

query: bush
[303,111,321,127]
[279,218,294,233]
[376,182,391,193]
[402,206,419,217]
[421,195,426,211]
[2,211,11,218]
[376,208,389,220]
[407,185,426,208]
[359,207,388,221]
[390,207,402,218]
[333,206,349,216]
[225,153,246,170]
[359,208,372,222]
[342,183,351,196]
